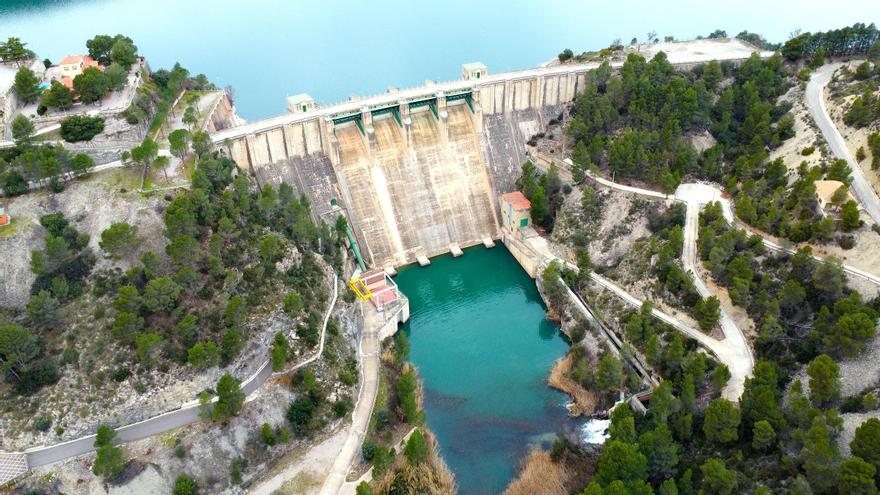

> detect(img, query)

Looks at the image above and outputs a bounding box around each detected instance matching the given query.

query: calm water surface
[395,246,571,495]
[1,0,873,120]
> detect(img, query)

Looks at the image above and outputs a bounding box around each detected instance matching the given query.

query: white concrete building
[461,62,487,80]
[287,93,316,114]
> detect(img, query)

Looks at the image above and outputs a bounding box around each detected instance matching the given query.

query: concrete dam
[210,39,768,270]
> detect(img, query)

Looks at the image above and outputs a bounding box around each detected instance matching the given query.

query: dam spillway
[333,104,499,268]
[215,40,772,269]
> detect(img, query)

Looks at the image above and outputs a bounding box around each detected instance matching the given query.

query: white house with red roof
[57,54,104,89]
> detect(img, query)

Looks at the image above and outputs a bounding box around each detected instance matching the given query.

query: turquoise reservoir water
[0,0,870,120]
[394,246,571,494]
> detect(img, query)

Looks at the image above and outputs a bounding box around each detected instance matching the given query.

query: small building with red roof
[58,55,104,80]
[499,191,531,231]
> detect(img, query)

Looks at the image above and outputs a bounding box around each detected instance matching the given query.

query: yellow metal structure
[348,277,372,300]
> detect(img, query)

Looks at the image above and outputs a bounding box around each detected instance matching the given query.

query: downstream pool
[394,245,572,494]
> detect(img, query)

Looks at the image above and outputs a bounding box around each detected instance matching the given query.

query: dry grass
[503,449,572,495]
[276,470,323,494]
[548,354,597,416]
[371,429,456,494]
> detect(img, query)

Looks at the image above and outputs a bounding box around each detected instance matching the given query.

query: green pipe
[345,224,367,272]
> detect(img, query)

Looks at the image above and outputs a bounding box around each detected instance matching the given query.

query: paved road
[320,303,396,495]
[21,277,338,469]
[806,64,880,224]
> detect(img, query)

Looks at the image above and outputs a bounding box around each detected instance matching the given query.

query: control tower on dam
[212,39,772,271]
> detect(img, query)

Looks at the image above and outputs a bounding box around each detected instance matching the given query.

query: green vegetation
[558,46,867,247]
[287,368,326,435]
[41,80,74,111]
[699,201,877,367]
[86,34,138,68]
[173,474,198,495]
[0,37,34,64]
[92,425,127,479]
[74,66,110,104]
[868,133,880,169]
[580,345,875,495]
[14,66,40,103]
[574,196,880,493]
[782,23,878,61]
[128,62,216,134]
[211,373,244,422]
[359,330,455,493]
[11,115,34,147]
[403,429,428,464]
[842,63,880,129]
[271,332,291,371]
[59,115,105,142]
[546,25,880,495]
[99,222,141,259]
[516,160,565,231]
[1,141,96,195]
[2,145,342,423]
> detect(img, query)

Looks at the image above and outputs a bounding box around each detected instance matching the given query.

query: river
[0,0,871,120]
[395,246,572,495]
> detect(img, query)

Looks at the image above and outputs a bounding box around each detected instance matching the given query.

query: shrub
[173,474,197,495]
[362,441,377,461]
[333,397,352,418]
[283,292,304,316]
[59,115,105,142]
[373,447,396,476]
[558,48,574,62]
[92,425,126,479]
[375,409,392,430]
[404,429,428,464]
[340,369,358,387]
[801,146,816,156]
[229,457,247,485]
[569,322,586,343]
[838,235,856,250]
[396,371,422,424]
[34,417,51,431]
[261,423,276,446]
[111,367,132,382]
[287,396,318,435]
[16,361,60,395]
[278,426,291,443]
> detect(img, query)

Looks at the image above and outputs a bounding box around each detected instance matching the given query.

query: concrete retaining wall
[378,298,410,341]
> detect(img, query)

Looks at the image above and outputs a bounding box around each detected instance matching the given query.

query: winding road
[588,269,751,400]
[806,63,880,225]
[12,277,338,474]
[676,184,755,399]
[581,162,880,399]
